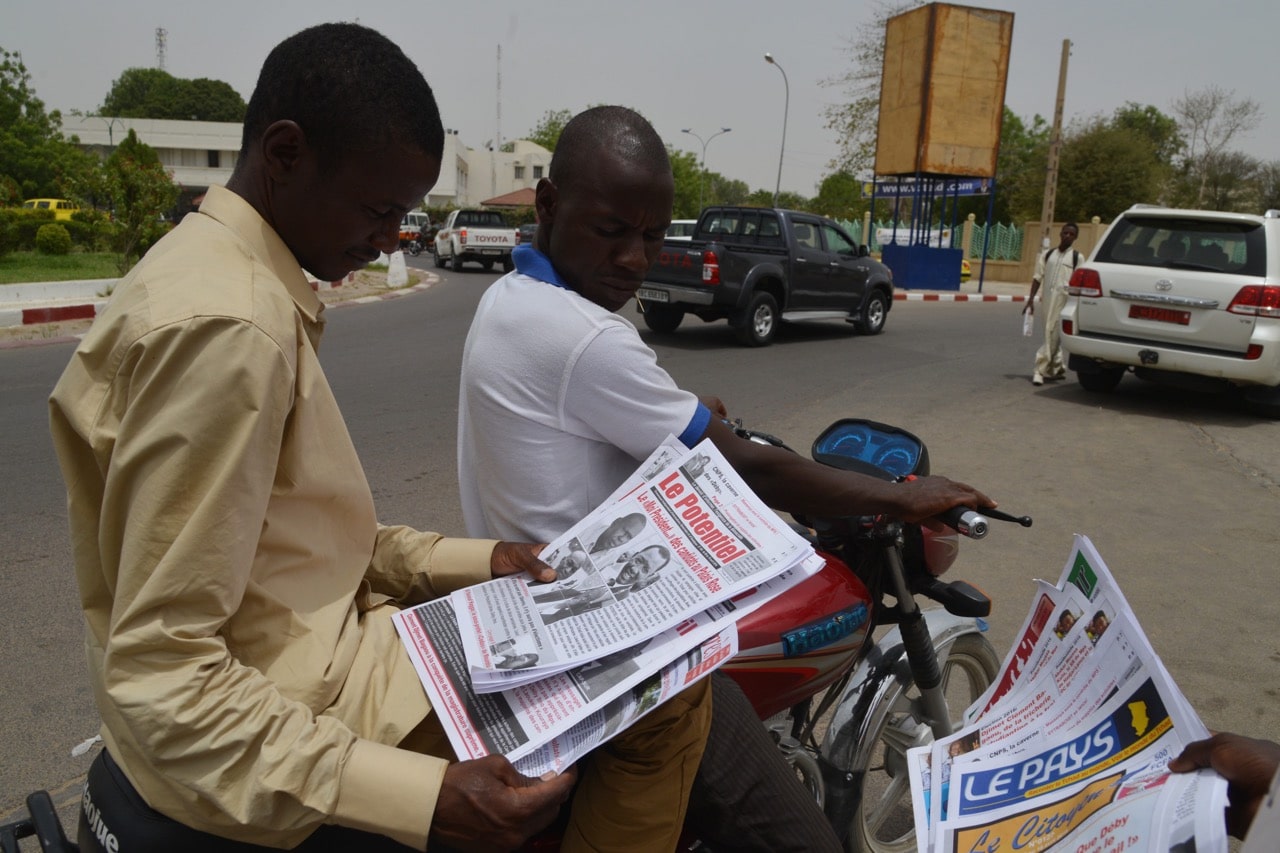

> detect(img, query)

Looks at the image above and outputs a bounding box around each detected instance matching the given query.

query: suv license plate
[1129,304,1190,325]
[637,288,669,303]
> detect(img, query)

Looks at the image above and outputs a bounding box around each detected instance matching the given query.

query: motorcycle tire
[843,633,999,853]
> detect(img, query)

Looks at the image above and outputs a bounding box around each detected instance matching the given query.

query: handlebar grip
[938,506,989,539]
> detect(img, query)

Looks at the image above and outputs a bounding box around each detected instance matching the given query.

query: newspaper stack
[906,535,1230,852]
[393,437,821,776]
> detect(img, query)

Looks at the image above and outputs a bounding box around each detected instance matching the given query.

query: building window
[533,165,544,179]
[207,150,220,168]
[514,164,525,180]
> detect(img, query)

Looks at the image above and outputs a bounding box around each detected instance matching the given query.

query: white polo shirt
[458,245,710,542]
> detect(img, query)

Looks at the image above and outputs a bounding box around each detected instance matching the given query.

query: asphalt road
[3,261,1279,837]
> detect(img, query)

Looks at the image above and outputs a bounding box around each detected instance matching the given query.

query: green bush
[0,218,15,258]
[1,208,58,250]
[36,222,73,255]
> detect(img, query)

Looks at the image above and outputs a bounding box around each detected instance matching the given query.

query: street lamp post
[681,127,731,213]
[91,115,126,149]
[764,52,789,208]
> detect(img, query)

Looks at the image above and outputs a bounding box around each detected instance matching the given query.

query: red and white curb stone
[895,292,1025,302]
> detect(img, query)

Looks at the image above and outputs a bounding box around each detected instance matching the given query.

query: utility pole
[1038,39,1071,247]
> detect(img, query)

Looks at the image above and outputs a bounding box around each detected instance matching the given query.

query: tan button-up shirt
[49,186,495,849]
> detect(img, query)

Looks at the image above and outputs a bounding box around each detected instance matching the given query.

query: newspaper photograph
[451,438,814,682]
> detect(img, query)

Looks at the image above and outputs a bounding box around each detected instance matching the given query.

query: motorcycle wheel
[846,633,999,853]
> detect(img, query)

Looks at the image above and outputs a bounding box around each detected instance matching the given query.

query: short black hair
[1063,222,1079,231]
[241,23,443,168]
[549,106,670,191]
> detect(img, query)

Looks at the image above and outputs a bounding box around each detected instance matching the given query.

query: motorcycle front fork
[882,544,955,740]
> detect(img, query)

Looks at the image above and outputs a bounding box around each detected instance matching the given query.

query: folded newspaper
[450,437,814,686]
[906,535,1229,852]
[393,437,820,776]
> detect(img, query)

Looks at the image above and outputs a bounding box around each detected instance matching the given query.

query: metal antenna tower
[155,27,168,71]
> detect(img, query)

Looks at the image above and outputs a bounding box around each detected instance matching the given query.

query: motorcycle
[3,418,1027,853]
[717,417,1027,851]
[399,228,424,257]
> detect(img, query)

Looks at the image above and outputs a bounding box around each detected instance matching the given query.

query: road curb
[895,292,1026,302]
[0,274,441,349]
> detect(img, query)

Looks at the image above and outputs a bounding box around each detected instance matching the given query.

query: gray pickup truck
[638,207,894,346]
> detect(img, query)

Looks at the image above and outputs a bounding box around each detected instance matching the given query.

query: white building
[62,116,548,212]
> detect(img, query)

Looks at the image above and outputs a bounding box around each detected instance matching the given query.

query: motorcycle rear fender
[817,609,986,832]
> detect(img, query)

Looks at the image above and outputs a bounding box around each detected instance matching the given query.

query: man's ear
[534,177,557,226]
[259,120,309,185]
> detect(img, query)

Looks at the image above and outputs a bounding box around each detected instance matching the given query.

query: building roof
[480,187,536,208]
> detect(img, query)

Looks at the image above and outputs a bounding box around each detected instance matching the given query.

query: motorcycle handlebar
[936,505,1034,539]
[938,506,989,539]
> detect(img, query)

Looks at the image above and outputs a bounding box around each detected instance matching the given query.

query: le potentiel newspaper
[392,563,817,777]
[905,535,1228,852]
[449,437,814,687]
[392,437,822,775]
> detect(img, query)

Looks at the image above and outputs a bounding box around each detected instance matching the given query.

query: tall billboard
[874,3,1014,178]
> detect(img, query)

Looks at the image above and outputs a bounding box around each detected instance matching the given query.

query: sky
[4,0,1275,199]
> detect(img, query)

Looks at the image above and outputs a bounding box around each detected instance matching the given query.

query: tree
[667,148,703,219]
[820,1,922,178]
[101,68,246,122]
[1112,102,1182,164]
[0,47,98,200]
[525,109,573,152]
[810,171,867,221]
[1054,119,1165,222]
[1172,85,1262,207]
[1198,151,1260,212]
[1255,161,1280,212]
[99,129,179,272]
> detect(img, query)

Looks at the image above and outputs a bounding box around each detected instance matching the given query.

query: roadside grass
[0,251,120,285]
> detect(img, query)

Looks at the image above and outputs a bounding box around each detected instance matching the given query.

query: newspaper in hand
[451,437,814,686]
[904,535,1228,852]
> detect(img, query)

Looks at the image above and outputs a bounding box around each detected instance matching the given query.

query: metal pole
[764,53,789,208]
[682,127,731,214]
[1038,40,1071,248]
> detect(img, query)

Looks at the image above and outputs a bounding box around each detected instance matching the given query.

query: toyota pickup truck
[433,209,519,272]
[638,207,894,346]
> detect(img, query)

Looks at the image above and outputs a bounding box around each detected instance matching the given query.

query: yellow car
[22,198,80,221]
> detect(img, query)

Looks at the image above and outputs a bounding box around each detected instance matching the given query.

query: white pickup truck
[433,209,519,273]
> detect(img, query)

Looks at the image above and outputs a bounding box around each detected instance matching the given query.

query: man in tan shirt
[50,23,709,852]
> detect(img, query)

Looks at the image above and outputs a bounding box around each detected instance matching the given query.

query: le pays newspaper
[393,437,820,776]
[906,535,1230,852]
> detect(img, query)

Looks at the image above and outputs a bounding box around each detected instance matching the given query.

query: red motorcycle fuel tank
[722,552,873,719]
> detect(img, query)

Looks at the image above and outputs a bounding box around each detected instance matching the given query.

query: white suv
[1060,205,1280,416]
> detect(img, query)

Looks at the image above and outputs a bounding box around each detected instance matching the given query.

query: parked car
[666,219,697,240]
[518,223,538,244]
[22,198,80,221]
[1060,204,1280,416]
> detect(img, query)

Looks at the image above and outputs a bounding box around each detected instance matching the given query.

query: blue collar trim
[513,244,570,290]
